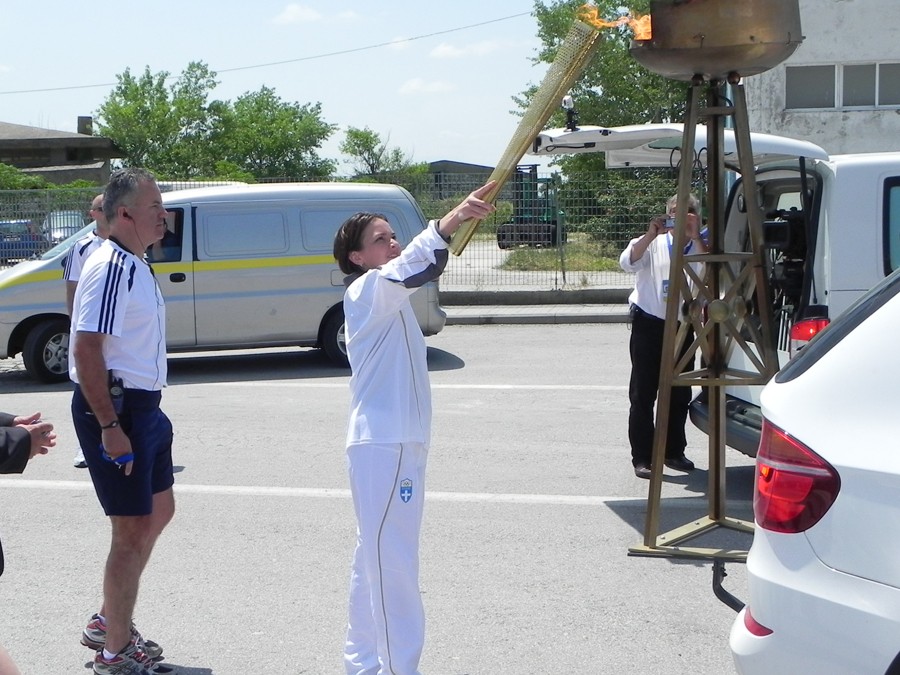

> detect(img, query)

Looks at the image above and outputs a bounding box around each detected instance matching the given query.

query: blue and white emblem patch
[400,478,413,503]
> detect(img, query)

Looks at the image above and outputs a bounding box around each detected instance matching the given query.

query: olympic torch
[448,18,605,256]
[448,7,651,255]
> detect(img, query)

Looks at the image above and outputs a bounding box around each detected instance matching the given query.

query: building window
[787,63,900,110]
[786,65,835,108]
[65,147,94,162]
[843,64,876,106]
[880,63,900,106]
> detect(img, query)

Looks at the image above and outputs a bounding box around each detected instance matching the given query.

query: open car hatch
[530,123,828,170]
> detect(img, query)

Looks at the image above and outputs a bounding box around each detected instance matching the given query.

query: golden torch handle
[447,171,506,255]
[448,20,603,256]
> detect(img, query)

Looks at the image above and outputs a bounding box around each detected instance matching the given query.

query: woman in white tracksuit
[333,182,495,675]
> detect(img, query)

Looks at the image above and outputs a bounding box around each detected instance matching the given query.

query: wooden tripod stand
[629,76,779,562]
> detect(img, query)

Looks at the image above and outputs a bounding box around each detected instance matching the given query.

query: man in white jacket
[333,181,495,675]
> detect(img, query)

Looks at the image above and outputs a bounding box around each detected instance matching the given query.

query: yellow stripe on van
[0,269,63,290]
[0,255,334,291]
[192,254,334,272]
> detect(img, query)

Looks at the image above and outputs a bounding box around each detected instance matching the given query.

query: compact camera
[664,216,675,229]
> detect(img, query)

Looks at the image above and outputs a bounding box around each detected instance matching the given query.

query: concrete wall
[745,0,900,154]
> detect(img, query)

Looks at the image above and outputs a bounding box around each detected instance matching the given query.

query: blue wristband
[101,449,134,467]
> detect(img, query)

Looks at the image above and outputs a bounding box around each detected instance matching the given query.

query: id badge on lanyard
[663,233,692,301]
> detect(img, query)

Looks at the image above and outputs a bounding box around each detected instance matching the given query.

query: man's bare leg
[102,489,175,654]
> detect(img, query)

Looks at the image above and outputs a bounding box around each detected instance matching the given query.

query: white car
[531,124,900,458]
[730,267,900,674]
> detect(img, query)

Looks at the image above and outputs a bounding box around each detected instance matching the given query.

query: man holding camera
[619,193,707,479]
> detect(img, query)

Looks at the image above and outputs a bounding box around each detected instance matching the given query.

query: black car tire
[22,319,71,383]
[320,308,350,368]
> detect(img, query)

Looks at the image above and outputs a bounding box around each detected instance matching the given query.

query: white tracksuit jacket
[343,220,449,448]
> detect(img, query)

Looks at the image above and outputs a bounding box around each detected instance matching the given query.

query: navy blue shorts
[72,385,174,517]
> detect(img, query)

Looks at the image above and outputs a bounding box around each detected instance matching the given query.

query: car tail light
[789,318,830,356]
[743,607,773,637]
[754,419,841,533]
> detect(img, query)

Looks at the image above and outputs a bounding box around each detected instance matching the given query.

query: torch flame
[578,4,652,41]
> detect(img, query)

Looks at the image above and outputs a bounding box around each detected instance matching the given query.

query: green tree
[165,62,224,176]
[95,65,184,174]
[96,61,337,180]
[339,127,417,177]
[217,88,337,180]
[0,163,51,189]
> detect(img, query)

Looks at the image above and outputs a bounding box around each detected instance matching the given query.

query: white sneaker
[73,448,87,469]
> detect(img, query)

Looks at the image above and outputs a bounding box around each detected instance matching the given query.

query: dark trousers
[628,307,693,466]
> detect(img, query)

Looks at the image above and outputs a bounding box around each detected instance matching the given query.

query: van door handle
[169,273,186,283]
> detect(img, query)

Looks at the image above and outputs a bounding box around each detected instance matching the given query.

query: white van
[0,183,446,382]
[532,123,900,455]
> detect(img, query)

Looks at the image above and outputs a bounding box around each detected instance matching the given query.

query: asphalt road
[0,324,755,674]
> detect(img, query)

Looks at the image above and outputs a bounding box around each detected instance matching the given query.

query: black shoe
[665,455,695,472]
[633,463,652,479]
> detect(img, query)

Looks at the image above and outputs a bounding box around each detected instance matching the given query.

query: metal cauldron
[630,0,803,81]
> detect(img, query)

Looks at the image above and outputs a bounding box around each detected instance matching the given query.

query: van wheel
[321,310,350,368]
[22,319,70,383]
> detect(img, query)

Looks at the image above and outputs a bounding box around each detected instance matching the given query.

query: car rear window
[0,220,32,236]
[776,267,900,382]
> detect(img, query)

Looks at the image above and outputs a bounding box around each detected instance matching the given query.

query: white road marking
[0,478,735,507]
[186,382,628,391]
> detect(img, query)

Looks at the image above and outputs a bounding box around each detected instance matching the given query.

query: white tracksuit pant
[345,442,428,675]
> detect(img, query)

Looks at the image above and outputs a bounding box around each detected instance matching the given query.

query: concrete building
[745,0,900,154]
[0,116,121,184]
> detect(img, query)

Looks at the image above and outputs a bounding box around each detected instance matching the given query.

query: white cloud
[0,65,11,74]
[430,40,504,59]
[398,78,455,95]
[336,10,361,21]
[273,4,323,24]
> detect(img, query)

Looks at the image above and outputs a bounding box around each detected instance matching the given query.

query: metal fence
[0,170,686,290]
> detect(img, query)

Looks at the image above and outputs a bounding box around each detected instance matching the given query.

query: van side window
[300,208,408,253]
[147,209,183,263]
[885,177,900,275]
[202,210,287,257]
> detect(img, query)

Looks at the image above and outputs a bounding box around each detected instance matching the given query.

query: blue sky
[0,2,554,171]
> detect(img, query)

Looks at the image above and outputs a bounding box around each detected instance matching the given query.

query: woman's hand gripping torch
[440,181,498,244]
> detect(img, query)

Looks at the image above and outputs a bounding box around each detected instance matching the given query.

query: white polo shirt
[69,239,167,391]
[63,231,102,283]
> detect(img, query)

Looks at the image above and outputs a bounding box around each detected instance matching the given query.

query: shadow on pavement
[81,661,213,674]
[166,345,464,385]
[426,346,465,371]
[604,464,757,568]
[1,344,465,392]
[166,348,345,384]
[0,370,72,395]
[660,464,756,502]
[169,347,465,385]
